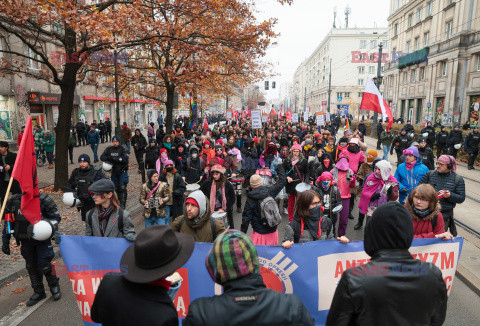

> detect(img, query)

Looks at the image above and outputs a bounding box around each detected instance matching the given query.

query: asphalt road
[0,194,479,325]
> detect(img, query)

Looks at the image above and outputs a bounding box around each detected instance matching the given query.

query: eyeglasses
[413,196,428,202]
[436,162,446,166]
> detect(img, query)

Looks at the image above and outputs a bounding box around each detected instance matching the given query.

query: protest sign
[292,113,299,123]
[59,237,462,326]
[316,113,325,126]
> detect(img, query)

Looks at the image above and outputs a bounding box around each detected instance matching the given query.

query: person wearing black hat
[85,179,136,241]
[173,143,188,173]
[421,121,436,148]
[403,120,415,134]
[68,154,108,221]
[418,137,435,170]
[101,136,130,208]
[326,202,447,326]
[435,125,449,158]
[390,128,411,165]
[145,138,160,170]
[131,128,147,181]
[91,225,194,326]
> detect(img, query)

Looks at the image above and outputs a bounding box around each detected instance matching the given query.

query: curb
[0,203,144,288]
[456,264,480,297]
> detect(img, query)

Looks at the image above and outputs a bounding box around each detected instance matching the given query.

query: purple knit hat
[402,146,419,158]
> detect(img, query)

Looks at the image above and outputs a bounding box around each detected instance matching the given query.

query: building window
[337,92,343,98]
[411,69,416,82]
[414,37,420,51]
[446,21,453,40]
[394,23,398,36]
[404,72,408,84]
[424,32,430,47]
[358,66,365,74]
[24,45,41,70]
[358,92,363,98]
[476,54,480,71]
[441,61,448,77]
[358,79,364,86]
[390,76,394,86]
[371,40,377,49]
[344,92,350,98]
[406,41,411,53]
[408,14,413,28]
[369,66,375,74]
[417,7,423,23]
[426,2,432,16]
[420,67,426,80]
[360,40,367,48]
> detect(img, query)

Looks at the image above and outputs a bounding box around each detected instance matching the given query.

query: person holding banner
[282,190,349,248]
[184,230,315,326]
[2,193,62,306]
[92,225,194,326]
[406,184,453,240]
[327,202,447,326]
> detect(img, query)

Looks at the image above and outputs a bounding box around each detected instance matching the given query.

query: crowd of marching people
[1,111,474,325]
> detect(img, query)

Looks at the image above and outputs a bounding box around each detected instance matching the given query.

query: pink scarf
[406,159,416,170]
[210,181,227,213]
[358,173,397,214]
[292,156,299,166]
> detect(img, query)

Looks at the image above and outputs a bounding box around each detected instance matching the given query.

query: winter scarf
[98,205,114,237]
[163,142,172,150]
[210,180,227,213]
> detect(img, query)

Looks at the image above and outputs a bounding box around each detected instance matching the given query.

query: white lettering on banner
[251,110,262,129]
[176,296,186,317]
[91,277,101,295]
[71,279,86,295]
[226,111,232,119]
[316,114,325,126]
[77,300,91,317]
[316,242,460,311]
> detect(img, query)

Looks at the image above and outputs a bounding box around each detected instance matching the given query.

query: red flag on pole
[11,116,41,224]
[360,76,393,130]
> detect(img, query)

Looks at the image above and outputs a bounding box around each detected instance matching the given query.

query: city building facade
[293,27,388,118]
[384,0,480,127]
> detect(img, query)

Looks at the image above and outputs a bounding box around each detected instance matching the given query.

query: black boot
[354,213,365,230]
[236,196,242,213]
[117,186,127,209]
[26,262,46,307]
[40,263,61,301]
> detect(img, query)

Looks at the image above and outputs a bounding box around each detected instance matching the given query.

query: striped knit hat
[205,230,259,285]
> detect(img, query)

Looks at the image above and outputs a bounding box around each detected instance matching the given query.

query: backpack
[87,207,124,234]
[259,196,282,228]
[178,217,218,241]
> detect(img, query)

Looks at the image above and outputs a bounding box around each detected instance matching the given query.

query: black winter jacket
[326,250,447,326]
[144,145,159,169]
[418,146,435,170]
[200,179,236,213]
[419,170,465,211]
[283,157,309,194]
[447,130,463,146]
[183,273,315,326]
[241,165,286,234]
[131,133,147,152]
[436,130,449,145]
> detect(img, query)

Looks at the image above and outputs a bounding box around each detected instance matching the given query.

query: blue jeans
[124,141,131,153]
[165,205,172,223]
[90,144,98,161]
[383,145,390,160]
[145,215,169,228]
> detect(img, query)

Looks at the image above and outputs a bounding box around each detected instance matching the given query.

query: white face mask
[192,153,198,159]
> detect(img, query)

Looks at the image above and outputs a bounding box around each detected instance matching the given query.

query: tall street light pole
[303,87,307,114]
[327,59,332,113]
[371,43,383,137]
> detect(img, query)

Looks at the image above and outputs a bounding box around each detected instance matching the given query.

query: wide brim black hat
[121,226,194,283]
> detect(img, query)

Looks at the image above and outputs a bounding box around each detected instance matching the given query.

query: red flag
[11,116,41,224]
[360,76,393,130]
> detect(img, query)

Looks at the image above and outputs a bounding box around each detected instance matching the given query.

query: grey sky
[255,0,390,99]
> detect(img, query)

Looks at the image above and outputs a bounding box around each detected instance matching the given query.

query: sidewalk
[362,133,480,295]
[0,140,145,287]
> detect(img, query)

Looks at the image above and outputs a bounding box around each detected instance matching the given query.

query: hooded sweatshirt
[171,190,225,242]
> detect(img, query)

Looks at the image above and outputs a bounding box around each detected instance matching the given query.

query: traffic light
[265,81,269,90]
[272,81,276,89]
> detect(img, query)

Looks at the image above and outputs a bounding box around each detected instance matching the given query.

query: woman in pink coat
[332,153,356,236]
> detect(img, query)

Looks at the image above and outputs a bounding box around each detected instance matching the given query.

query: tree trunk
[165,84,175,134]
[53,80,76,191]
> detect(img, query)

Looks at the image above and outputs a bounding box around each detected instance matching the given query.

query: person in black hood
[327,201,447,326]
[144,139,159,170]
[183,145,204,185]
[279,134,289,148]
[173,143,188,173]
[314,152,334,181]
[131,129,147,179]
[447,125,463,158]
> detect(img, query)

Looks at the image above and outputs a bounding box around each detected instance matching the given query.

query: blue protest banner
[59,236,463,326]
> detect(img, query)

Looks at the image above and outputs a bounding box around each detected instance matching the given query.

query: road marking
[0,298,49,326]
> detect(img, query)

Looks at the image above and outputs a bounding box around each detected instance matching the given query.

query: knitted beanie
[250,174,263,189]
[205,230,259,285]
[367,149,378,163]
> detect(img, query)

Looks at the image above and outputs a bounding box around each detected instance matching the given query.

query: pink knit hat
[291,144,302,152]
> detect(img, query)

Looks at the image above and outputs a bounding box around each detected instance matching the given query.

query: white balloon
[32,220,54,241]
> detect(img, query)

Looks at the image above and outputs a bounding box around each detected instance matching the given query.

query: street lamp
[372,76,384,86]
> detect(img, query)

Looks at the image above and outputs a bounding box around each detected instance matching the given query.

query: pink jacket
[333,168,356,199]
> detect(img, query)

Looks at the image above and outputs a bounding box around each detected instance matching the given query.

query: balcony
[397,47,429,69]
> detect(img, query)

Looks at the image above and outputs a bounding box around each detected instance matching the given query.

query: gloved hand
[370,193,381,202]
[387,186,394,197]
[2,242,10,255]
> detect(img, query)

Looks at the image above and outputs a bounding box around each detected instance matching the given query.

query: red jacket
[412,211,445,238]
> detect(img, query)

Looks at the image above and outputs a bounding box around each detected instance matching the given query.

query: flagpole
[0,177,14,219]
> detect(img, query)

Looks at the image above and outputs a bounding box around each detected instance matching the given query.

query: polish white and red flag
[360,76,393,130]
